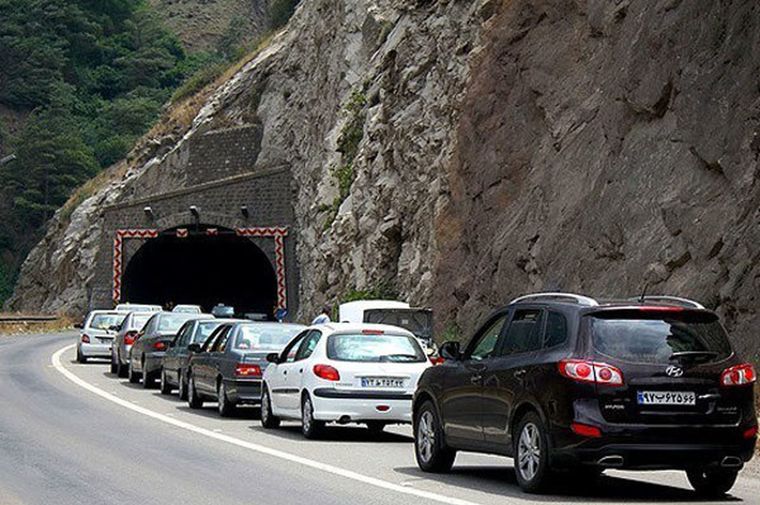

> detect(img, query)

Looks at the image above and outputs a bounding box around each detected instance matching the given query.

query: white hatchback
[260,323,431,438]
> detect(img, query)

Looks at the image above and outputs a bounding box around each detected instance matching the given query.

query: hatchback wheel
[260,385,280,429]
[514,412,551,493]
[159,368,172,395]
[414,400,455,472]
[187,374,203,409]
[178,369,188,400]
[128,360,139,384]
[217,381,236,417]
[301,394,324,439]
[687,468,738,497]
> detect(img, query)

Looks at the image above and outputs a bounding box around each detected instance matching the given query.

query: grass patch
[341,282,398,304]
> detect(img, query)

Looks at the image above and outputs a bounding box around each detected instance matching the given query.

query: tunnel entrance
[120,226,277,318]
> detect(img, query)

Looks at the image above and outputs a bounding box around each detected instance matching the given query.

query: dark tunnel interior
[120,227,277,317]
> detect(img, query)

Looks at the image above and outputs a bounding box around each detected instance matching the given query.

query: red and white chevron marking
[236,227,289,310]
[112,229,158,305]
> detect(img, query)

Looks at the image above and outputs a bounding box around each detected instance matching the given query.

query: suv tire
[414,400,456,473]
[687,468,738,497]
[514,412,552,493]
[260,385,280,429]
[301,394,324,439]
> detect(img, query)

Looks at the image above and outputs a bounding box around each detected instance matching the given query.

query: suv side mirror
[188,343,202,353]
[439,341,461,361]
[266,352,281,364]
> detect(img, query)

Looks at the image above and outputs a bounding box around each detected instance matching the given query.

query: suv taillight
[313,364,340,381]
[234,364,262,377]
[721,363,756,386]
[124,331,137,345]
[558,359,624,386]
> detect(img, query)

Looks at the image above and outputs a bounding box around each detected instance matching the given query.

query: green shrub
[269,0,301,29]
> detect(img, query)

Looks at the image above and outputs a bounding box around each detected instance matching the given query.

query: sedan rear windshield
[194,321,224,343]
[89,313,125,330]
[130,314,152,330]
[157,314,197,333]
[589,310,732,364]
[326,334,426,363]
[235,325,302,351]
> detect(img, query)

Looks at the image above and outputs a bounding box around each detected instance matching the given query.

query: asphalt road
[1,331,760,505]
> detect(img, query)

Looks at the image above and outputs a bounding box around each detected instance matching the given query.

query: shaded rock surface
[9,0,760,360]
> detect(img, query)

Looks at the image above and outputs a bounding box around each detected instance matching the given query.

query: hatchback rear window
[326,334,426,362]
[589,310,732,364]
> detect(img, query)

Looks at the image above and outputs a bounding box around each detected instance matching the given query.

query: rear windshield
[589,310,733,364]
[131,314,152,330]
[157,314,196,333]
[326,333,426,363]
[194,321,224,343]
[89,313,125,330]
[234,324,303,351]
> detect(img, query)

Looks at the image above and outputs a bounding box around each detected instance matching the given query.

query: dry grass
[0,315,76,336]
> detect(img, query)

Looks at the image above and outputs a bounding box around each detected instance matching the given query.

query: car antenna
[638,282,649,303]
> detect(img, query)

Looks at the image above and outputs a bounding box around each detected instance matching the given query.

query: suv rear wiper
[669,350,719,361]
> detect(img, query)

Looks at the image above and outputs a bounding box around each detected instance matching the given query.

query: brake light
[721,363,756,386]
[429,356,445,365]
[313,364,340,381]
[234,363,262,377]
[81,334,90,343]
[124,331,137,345]
[744,426,758,439]
[152,341,167,351]
[558,359,624,386]
[571,422,602,438]
[362,329,384,335]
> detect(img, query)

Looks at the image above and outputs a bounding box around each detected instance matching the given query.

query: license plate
[637,391,696,406]
[361,377,405,388]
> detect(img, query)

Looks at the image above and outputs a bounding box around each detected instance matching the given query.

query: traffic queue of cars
[74,293,757,497]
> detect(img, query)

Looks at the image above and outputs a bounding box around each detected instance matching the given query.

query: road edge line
[51,344,483,505]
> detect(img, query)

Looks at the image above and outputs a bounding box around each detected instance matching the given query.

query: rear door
[269,331,308,412]
[587,308,745,429]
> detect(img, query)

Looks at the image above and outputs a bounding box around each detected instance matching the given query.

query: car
[172,304,202,314]
[261,323,431,438]
[412,292,757,496]
[75,310,127,363]
[127,312,211,388]
[211,304,235,318]
[114,303,162,313]
[111,311,154,377]
[160,318,227,398]
[185,321,305,416]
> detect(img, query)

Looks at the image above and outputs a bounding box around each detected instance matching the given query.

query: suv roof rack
[627,295,705,309]
[510,292,599,307]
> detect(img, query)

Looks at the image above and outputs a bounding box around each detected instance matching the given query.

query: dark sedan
[128,311,211,388]
[186,321,305,416]
[160,318,228,398]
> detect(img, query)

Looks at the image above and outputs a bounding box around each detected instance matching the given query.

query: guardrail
[0,315,59,323]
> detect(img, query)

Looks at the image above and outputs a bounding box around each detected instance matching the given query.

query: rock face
[9,0,760,360]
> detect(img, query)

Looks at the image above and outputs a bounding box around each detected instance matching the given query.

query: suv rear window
[589,310,732,364]
[326,334,426,363]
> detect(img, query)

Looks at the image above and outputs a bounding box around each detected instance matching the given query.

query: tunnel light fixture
[143,206,154,221]
[189,205,200,223]
[240,205,249,219]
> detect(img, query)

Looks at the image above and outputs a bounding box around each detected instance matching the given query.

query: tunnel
[120,226,277,318]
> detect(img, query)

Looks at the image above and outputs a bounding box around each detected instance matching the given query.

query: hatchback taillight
[558,359,624,386]
[81,334,90,343]
[235,364,262,377]
[313,364,340,381]
[721,363,756,386]
[124,331,137,345]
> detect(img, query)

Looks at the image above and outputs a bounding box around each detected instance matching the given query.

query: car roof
[314,322,416,336]
[507,292,712,314]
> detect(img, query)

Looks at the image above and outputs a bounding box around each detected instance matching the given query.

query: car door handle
[283,370,288,375]
[298,368,303,373]
[513,369,527,378]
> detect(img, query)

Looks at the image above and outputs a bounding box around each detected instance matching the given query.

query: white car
[75,310,127,363]
[115,303,162,313]
[260,323,431,438]
[172,304,202,314]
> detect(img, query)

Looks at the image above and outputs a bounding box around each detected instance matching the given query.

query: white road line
[51,345,483,505]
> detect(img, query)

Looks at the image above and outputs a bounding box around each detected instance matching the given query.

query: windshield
[89,313,125,331]
[590,310,732,364]
[326,333,426,362]
[234,324,303,351]
[194,321,224,343]
[174,306,201,314]
[157,314,197,333]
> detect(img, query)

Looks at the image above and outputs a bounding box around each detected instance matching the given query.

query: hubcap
[417,411,436,463]
[303,399,312,432]
[517,422,541,482]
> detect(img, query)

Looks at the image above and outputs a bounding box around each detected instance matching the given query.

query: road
[1,332,759,505]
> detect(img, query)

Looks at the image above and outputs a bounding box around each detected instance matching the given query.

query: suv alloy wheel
[414,401,456,472]
[514,412,551,493]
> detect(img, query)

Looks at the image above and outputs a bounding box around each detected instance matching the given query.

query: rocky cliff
[9,0,760,359]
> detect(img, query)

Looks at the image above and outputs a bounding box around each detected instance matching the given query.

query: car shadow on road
[393,466,740,503]
[248,423,414,444]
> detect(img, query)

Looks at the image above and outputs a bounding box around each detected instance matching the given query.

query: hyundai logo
[665,365,684,378]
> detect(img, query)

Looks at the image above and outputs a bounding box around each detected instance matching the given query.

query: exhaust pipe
[721,456,742,468]
[597,455,624,468]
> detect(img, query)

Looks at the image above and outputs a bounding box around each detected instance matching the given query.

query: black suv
[413,293,756,496]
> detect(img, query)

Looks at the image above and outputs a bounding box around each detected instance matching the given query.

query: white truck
[338,300,435,352]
